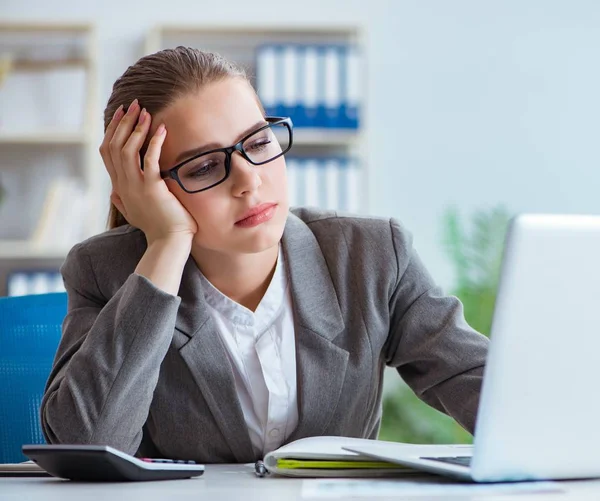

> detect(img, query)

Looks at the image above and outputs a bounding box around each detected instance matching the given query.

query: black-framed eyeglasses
[160,116,293,194]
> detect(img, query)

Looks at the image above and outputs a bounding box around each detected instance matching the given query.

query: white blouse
[198,246,298,457]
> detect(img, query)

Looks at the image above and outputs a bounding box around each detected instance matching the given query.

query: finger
[108,99,141,173]
[110,191,126,218]
[120,108,152,183]
[99,105,125,184]
[143,123,168,184]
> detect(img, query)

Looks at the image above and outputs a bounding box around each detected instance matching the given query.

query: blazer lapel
[173,258,255,462]
[282,213,349,442]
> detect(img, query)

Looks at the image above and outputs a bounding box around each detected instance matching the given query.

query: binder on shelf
[323,45,342,128]
[256,44,278,117]
[286,156,363,212]
[302,44,319,128]
[324,158,341,210]
[341,45,360,129]
[7,270,65,297]
[30,177,88,249]
[345,157,362,213]
[255,43,361,130]
[303,159,320,207]
[286,157,301,208]
[281,44,301,125]
[315,45,327,128]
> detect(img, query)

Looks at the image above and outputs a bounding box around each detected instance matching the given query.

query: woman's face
[153,78,289,256]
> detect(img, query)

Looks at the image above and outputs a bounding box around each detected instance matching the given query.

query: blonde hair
[103,46,261,229]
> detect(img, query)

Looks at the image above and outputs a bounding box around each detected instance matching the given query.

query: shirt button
[269,428,280,438]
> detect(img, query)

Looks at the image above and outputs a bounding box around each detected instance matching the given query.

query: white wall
[2,0,599,290]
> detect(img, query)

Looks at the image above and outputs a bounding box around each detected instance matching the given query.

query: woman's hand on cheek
[99,100,198,245]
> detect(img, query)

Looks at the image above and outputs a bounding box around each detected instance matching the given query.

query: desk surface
[2,464,600,500]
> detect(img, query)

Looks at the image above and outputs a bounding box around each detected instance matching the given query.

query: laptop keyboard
[421,456,472,467]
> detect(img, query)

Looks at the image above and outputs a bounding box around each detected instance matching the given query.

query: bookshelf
[0,132,88,145]
[0,22,368,295]
[145,24,369,214]
[0,22,98,272]
[0,240,71,260]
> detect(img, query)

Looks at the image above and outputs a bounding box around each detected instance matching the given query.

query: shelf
[0,132,88,145]
[156,24,362,36]
[0,22,92,33]
[0,240,70,260]
[282,128,362,147]
[0,21,99,250]
[12,58,89,71]
[146,24,363,55]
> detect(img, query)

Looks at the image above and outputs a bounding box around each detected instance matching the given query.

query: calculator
[22,444,205,481]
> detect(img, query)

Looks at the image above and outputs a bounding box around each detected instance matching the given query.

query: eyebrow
[174,119,268,164]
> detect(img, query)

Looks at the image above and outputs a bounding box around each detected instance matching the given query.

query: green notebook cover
[276,459,408,470]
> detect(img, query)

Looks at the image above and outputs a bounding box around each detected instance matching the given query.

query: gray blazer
[41,208,489,463]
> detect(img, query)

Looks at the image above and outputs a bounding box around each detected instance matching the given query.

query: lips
[235,203,277,224]
[234,203,278,229]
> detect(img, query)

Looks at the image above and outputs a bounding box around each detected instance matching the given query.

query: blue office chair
[0,292,66,463]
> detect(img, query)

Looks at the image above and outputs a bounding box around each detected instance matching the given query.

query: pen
[254,460,268,478]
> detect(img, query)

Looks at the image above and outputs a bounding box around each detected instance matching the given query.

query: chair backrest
[0,292,66,463]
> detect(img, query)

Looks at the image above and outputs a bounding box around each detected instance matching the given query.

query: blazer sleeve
[40,242,181,455]
[384,218,490,434]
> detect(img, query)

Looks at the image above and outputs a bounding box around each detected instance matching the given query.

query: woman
[41,47,489,463]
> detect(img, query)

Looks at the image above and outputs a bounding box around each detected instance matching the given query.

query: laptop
[345,214,600,482]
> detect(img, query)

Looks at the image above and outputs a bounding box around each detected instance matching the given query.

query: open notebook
[261,436,473,478]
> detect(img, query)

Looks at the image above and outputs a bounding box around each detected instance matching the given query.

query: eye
[182,158,221,178]
[247,138,271,152]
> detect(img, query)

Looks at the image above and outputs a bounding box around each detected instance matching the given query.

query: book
[0,460,50,477]
[262,436,459,478]
[30,177,88,248]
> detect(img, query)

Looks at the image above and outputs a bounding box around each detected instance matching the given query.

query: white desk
[2,464,600,500]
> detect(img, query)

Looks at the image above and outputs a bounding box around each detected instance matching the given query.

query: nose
[229,152,262,196]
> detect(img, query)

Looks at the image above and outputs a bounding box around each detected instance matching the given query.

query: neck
[191,243,280,312]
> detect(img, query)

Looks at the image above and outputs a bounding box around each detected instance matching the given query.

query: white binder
[281,45,299,120]
[256,45,278,115]
[7,273,29,297]
[286,157,300,208]
[50,273,66,293]
[323,45,341,127]
[30,273,51,295]
[303,159,320,207]
[325,158,341,210]
[346,158,362,213]
[344,45,360,128]
[302,45,319,126]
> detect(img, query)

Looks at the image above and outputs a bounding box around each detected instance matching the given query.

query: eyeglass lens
[177,122,291,192]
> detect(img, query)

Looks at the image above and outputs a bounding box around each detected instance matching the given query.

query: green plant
[379,205,512,443]
[379,380,473,444]
[443,205,511,336]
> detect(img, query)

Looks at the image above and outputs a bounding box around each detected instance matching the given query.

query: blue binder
[305,44,320,128]
[339,45,360,129]
[256,42,360,129]
[323,44,343,128]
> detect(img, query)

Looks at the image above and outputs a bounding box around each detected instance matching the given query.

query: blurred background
[0,0,598,444]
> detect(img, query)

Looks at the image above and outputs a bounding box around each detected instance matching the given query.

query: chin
[238,223,285,254]
[234,208,288,254]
